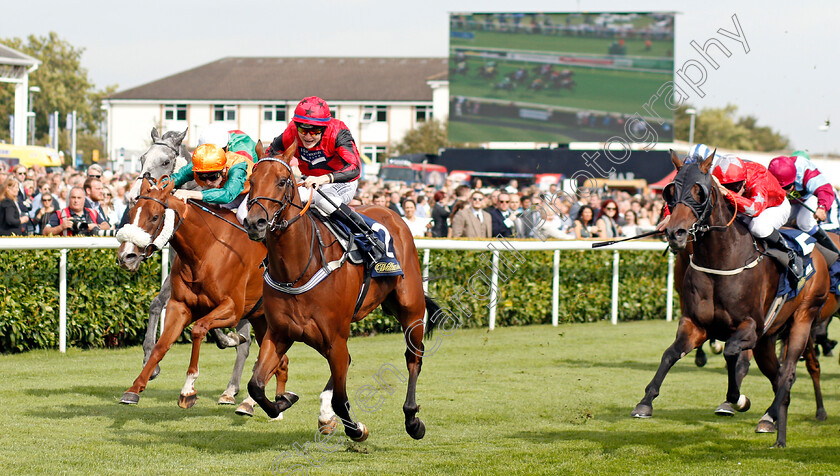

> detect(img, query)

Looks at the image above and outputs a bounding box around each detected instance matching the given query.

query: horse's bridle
[117,190,184,262]
[665,164,734,240]
[247,158,308,233]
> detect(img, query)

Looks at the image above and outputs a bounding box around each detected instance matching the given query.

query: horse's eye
[150,215,159,223]
[162,160,170,167]
[662,184,675,205]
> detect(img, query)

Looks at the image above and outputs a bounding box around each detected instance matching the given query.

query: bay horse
[129,127,254,408]
[242,144,441,442]
[116,177,291,413]
[631,150,829,447]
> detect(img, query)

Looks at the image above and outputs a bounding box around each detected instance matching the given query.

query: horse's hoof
[406,418,426,440]
[270,412,284,422]
[715,402,735,416]
[235,401,254,417]
[275,392,299,413]
[119,392,140,405]
[350,422,369,442]
[756,420,777,433]
[631,403,652,418]
[149,365,161,381]
[816,409,828,421]
[178,393,198,409]
[318,416,339,435]
[735,395,751,413]
[695,351,707,367]
[218,394,236,405]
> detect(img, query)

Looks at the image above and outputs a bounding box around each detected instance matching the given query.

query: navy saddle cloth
[775,229,816,299]
[333,215,404,278]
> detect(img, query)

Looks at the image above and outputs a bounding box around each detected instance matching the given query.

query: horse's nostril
[256,218,267,229]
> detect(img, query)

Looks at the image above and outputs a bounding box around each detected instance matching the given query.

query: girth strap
[263,254,347,295]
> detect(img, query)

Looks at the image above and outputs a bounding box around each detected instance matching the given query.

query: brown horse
[632,151,829,447]
[242,144,441,442]
[679,241,837,422]
[116,178,290,412]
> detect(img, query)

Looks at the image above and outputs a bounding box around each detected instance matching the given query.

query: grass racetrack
[2,321,840,474]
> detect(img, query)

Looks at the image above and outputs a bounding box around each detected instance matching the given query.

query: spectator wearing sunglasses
[170,123,258,223]
[264,96,386,263]
[33,188,58,234]
[486,192,515,238]
[451,191,492,238]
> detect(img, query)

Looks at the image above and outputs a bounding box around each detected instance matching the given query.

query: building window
[362,105,387,122]
[164,104,187,121]
[214,104,237,122]
[415,105,432,122]
[362,145,388,162]
[263,105,286,122]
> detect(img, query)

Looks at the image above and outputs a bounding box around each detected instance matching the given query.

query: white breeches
[792,195,840,233]
[744,199,790,238]
[298,181,358,215]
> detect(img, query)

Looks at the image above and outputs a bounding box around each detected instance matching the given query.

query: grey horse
[130,127,254,410]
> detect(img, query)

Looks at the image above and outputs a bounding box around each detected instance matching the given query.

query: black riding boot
[332,204,386,263]
[812,227,840,258]
[764,229,803,279]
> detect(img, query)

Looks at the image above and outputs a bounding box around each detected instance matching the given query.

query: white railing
[0,237,675,352]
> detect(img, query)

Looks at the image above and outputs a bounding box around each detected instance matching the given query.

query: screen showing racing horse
[449,12,676,144]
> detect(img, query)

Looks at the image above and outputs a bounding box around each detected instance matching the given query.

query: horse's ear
[255,140,266,160]
[670,149,683,171]
[160,175,176,193]
[283,141,298,162]
[151,127,161,143]
[172,128,187,146]
[140,175,153,195]
[699,149,717,174]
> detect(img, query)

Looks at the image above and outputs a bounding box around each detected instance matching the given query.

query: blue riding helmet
[685,143,723,165]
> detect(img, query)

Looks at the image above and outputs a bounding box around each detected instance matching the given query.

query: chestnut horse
[116,178,290,412]
[242,145,441,442]
[631,151,829,447]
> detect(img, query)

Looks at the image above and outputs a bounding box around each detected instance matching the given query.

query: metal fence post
[611,249,620,325]
[488,250,499,330]
[59,248,67,353]
[422,248,430,325]
[552,250,560,326]
[666,252,675,322]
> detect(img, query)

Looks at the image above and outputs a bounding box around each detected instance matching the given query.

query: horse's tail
[424,294,443,338]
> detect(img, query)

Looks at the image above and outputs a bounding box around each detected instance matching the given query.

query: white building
[103,57,449,172]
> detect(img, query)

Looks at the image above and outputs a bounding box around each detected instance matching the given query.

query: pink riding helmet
[768,156,797,188]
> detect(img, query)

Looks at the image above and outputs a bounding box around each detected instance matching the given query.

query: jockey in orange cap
[712,155,801,278]
[768,151,840,256]
[265,96,385,262]
[170,124,256,222]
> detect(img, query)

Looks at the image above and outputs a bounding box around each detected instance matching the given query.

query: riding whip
[591,229,663,248]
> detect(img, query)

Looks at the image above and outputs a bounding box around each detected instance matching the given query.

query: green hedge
[0,242,676,352]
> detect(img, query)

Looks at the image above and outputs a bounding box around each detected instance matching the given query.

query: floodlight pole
[687,108,696,149]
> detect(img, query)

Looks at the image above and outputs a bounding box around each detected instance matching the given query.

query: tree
[673,104,789,152]
[0,32,117,162]
[391,119,474,157]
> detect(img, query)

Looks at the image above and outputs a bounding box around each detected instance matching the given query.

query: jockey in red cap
[768,151,840,256]
[266,96,385,262]
[712,155,801,277]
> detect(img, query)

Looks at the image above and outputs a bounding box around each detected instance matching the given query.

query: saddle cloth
[775,229,816,299]
[826,231,840,296]
[319,213,403,278]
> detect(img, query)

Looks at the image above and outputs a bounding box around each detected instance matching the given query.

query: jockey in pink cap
[768,151,840,256]
[265,96,385,262]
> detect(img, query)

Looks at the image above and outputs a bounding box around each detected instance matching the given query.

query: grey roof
[111,57,448,102]
[0,44,40,66]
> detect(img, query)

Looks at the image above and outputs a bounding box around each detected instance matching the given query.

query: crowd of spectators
[0,161,668,241]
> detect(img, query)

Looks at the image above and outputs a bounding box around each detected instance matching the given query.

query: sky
[7,0,840,154]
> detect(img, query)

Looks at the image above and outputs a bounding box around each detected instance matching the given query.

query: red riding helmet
[768,156,797,188]
[711,156,746,184]
[293,96,331,126]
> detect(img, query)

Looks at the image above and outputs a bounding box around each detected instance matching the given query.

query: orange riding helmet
[192,144,227,172]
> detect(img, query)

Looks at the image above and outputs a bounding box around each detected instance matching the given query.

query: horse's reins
[247,157,339,292]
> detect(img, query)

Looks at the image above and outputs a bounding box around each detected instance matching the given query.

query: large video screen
[449,12,675,144]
